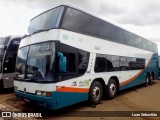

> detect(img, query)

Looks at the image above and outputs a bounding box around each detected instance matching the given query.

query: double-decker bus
[14,5,159,110]
[0,36,21,89]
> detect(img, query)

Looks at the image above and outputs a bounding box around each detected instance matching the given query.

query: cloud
[113,0,160,26]
[97,2,125,16]
[0,0,92,11]
[0,0,160,45]
[0,0,94,36]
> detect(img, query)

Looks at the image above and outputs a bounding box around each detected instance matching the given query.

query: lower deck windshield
[15,42,55,82]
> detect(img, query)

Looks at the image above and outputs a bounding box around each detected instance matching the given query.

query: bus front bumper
[15,90,88,110]
[14,90,58,110]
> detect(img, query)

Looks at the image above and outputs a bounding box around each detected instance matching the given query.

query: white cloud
[0,0,160,53]
[0,0,42,37]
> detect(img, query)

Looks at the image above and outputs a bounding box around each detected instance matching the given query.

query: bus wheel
[89,81,103,105]
[106,79,118,99]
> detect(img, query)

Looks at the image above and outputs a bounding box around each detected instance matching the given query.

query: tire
[106,79,118,99]
[88,81,103,105]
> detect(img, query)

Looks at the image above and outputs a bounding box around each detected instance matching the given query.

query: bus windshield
[15,42,55,82]
[28,6,64,35]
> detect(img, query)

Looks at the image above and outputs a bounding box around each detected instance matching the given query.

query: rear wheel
[106,79,118,99]
[88,81,103,105]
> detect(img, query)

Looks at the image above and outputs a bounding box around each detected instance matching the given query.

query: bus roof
[28,5,157,53]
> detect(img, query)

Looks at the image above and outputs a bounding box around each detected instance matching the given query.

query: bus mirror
[58,52,67,73]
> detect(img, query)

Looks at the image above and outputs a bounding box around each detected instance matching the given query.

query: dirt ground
[1,80,160,120]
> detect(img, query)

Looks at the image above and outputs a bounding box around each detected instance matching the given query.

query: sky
[0,0,160,53]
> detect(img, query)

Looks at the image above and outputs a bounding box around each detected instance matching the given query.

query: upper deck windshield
[15,42,55,82]
[28,6,64,35]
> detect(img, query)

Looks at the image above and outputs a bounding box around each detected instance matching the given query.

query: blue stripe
[15,90,88,110]
[120,53,159,90]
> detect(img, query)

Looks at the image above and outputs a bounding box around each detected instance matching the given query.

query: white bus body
[14,5,159,109]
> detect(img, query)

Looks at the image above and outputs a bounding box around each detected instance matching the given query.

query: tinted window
[142,39,149,50]
[111,56,120,71]
[15,46,29,79]
[58,44,77,81]
[78,50,89,75]
[126,57,145,70]
[153,43,158,53]
[106,55,114,71]
[111,25,125,44]
[94,54,107,72]
[101,54,146,71]
[124,31,134,46]
[148,41,154,52]
[134,36,142,49]
[58,44,76,73]
[91,17,107,39]
[26,42,55,81]
[120,56,128,71]
[136,58,145,69]
[61,52,76,73]
[62,8,91,35]
[106,23,111,39]
[126,57,136,70]
[28,6,64,34]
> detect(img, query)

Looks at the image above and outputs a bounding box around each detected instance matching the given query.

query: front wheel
[106,79,118,99]
[88,81,103,105]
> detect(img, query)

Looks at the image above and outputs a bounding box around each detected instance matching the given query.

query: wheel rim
[109,83,116,96]
[92,86,101,101]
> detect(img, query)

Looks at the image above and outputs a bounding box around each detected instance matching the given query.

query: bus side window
[58,52,67,73]
[58,43,77,81]
[78,50,89,75]
[58,52,76,73]
[94,54,107,73]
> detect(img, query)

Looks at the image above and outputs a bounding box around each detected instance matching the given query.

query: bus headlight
[36,90,52,97]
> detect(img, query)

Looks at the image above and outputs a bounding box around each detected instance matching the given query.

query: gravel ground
[0,80,160,120]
